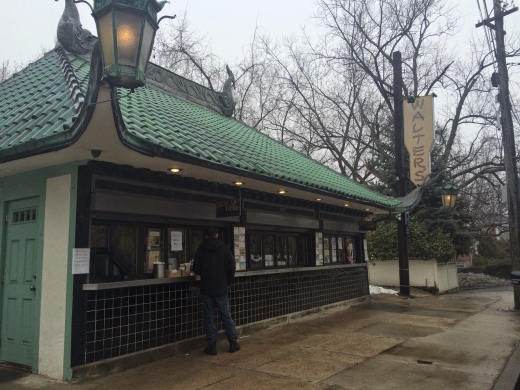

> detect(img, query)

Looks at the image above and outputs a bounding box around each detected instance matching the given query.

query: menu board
[233,226,246,271]
[315,232,323,266]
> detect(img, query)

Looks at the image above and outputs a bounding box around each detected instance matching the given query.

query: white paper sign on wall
[72,248,90,274]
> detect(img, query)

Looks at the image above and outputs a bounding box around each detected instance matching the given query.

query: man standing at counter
[193,227,241,355]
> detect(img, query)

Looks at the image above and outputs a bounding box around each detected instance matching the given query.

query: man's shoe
[204,341,217,355]
[229,340,241,353]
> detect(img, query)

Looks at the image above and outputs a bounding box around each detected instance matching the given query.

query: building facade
[0,3,402,380]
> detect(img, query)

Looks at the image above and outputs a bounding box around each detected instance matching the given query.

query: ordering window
[248,233,308,269]
[166,227,205,271]
[90,222,226,282]
[323,235,358,264]
[91,224,139,281]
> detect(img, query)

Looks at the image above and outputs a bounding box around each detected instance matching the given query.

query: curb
[493,340,520,390]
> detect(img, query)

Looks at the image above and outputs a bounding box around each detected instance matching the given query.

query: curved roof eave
[0,46,102,165]
[108,86,399,212]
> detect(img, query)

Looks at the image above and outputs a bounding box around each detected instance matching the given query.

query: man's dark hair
[205,227,219,238]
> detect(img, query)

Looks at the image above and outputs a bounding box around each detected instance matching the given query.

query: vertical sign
[404,95,435,185]
[233,226,246,271]
[315,232,323,266]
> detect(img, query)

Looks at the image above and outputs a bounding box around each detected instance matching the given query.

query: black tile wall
[84,267,368,364]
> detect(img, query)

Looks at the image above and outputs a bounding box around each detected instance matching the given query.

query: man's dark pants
[201,294,238,344]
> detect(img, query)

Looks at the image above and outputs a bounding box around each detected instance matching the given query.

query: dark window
[90,223,226,282]
[12,208,37,224]
[264,235,275,267]
[345,237,357,264]
[166,227,205,271]
[276,236,287,266]
[323,236,331,264]
[321,235,359,265]
[91,224,138,281]
[247,232,308,269]
[299,236,309,266]
[287,236,297,266]
[249,234,263,269]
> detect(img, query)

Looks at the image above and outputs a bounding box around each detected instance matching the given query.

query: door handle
[30,285,36,292]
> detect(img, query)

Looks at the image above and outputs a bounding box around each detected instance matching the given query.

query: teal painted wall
[0,163,82,375]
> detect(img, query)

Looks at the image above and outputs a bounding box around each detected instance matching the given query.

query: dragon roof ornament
[146,64,236,117]
[56,0,98,56]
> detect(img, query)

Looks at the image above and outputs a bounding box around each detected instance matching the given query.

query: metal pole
[493,0,520,309]
[393,51,410,296]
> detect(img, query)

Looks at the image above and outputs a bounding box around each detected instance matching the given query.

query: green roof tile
[0,51,89,154]
[114,76,399,208]
[0,53,399,209]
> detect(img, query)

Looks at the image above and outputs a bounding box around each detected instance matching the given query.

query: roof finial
[56,0,97,55]
[218,65,236,117]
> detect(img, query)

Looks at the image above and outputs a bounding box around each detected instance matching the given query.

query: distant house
[457,253,473,268]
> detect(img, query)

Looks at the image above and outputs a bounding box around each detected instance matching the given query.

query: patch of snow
[370,285,398,295]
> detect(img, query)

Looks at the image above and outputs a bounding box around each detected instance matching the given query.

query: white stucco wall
[38,175,71,379]
[368,259,459,293]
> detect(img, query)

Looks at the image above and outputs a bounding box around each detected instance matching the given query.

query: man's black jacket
[193,237,235,296]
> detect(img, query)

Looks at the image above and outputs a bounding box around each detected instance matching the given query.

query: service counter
[82,263,366,290]
[81,264,369,364]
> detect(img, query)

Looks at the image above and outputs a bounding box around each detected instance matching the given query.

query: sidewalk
[1,286,519,390]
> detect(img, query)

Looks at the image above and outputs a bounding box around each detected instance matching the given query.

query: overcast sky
[1,0,315,65]
[1,0,519,67]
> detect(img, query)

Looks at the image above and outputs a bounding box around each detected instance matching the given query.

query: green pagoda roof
[0,51,90,160]
[0,51,400,210]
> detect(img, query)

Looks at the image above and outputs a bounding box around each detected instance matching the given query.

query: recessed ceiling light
[344,203,349,207]
[365,208,370,211]
[234,180,244,186]
[169,167,182,173]
[278,189,286,194]
[316,198,322,201]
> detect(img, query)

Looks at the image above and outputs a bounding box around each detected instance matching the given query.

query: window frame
[89,220,230,283]
[322,234,361,265]
[246,231,309,270]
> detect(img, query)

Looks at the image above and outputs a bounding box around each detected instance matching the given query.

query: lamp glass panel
[96,12,115,66]
[450,195,457,207]
[138,19,155,73]
[442,194,448,207]
[115,11,142,66]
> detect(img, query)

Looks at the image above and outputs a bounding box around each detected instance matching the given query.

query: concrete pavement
[1,286,519,390]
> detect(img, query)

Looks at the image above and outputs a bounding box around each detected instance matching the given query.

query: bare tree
[313,0,501,175]
[0,60,23,83]
[153,10,223,90]
[151,1,514,204]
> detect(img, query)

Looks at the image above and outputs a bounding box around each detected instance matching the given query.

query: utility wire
[477,0,498,72]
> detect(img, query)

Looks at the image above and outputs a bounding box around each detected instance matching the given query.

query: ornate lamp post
[441,183,459,208]
[92,0,171,89]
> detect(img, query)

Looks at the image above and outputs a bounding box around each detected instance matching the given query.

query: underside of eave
[108,87,397,214]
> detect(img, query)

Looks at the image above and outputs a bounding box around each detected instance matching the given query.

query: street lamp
[92,0,171,89]
[441,183,459,208]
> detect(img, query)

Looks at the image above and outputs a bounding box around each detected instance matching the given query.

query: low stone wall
[368,259,459,293]
[458,272,511,290]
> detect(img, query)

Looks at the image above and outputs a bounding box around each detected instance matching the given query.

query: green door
[0,198,39,367]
